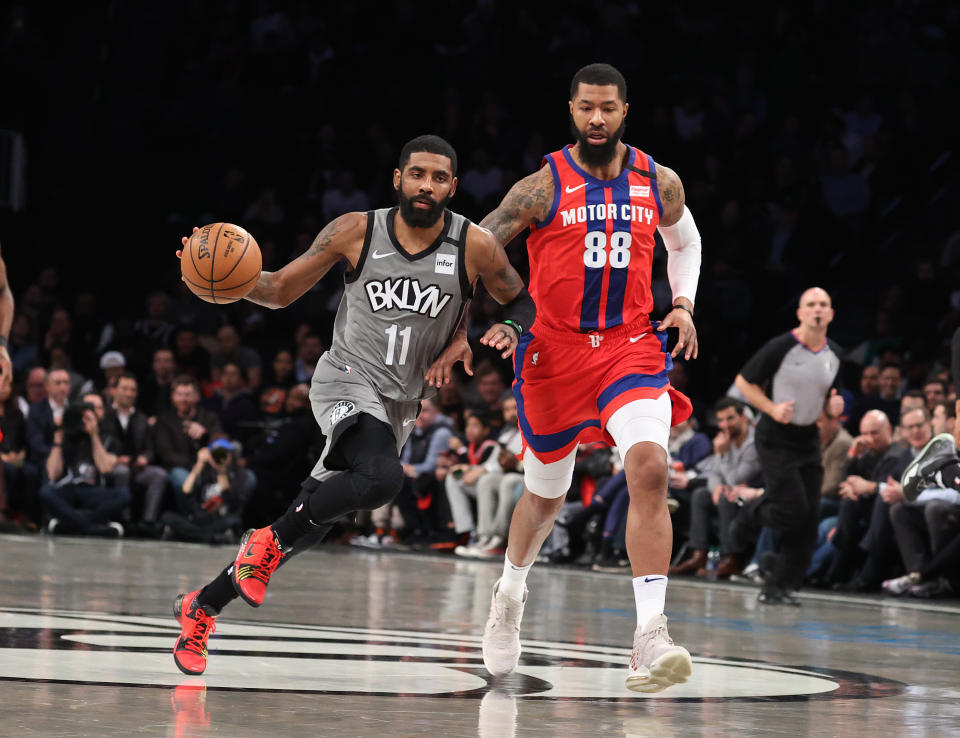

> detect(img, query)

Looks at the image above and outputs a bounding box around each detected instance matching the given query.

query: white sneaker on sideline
[625,614,692,693]
[482,578,527,677]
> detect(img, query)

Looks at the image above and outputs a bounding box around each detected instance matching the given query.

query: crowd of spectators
[1,2,958,602]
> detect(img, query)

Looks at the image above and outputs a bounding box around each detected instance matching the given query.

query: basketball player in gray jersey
[171,135,536,675]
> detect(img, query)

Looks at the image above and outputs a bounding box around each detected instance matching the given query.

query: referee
[732,287,845,605]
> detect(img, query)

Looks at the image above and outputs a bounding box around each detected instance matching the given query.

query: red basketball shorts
[512,318,693,464]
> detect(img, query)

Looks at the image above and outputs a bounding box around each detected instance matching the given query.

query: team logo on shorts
[329,401,356,425]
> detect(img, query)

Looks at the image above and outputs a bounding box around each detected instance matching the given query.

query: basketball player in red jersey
[477,64,702,692]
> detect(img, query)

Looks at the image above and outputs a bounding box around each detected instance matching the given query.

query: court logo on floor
[0,607,905,701]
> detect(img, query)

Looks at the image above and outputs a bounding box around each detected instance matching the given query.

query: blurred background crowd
[0,1,958,599]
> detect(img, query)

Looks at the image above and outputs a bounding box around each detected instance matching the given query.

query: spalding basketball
[181,223,262,304]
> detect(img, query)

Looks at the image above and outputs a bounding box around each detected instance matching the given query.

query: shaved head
[799,287,831,309]
[796,286,834,332]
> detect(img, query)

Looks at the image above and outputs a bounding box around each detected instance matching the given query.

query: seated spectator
[172,326,211,383]
[886,482,960,597]
[818,408,854,517]
[836,406,931,590]
[670,398,761,578]
[211,325,262,390]
[17,366,47,418]
[1,376,40,530]
[455,392,525,558]
[139,348,177,418]
[846,362,902,433]
[258,348,297,418]
[922,376,948,414]
[40,401,130,536]
[159,438,253,544]
[26,368,70,466]
[98,351,128,395]
[8,314,40,377]
[244,384,320,525]
[47,346,94,402]
[203,362,259,445]
[826,409,911,589]
[104,373,168,536]
[294,333,325,383]
[931,400,956,438]
[393,398,454,545]
[445,411,499,551]
[462,366,507,416]
[154,376,223,496]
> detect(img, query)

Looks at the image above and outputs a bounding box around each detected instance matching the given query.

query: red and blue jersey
[527,144,662,334]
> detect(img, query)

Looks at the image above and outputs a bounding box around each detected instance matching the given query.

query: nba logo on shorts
[630,185,650,198]
[435,254,456,275]
[329,400,356,425]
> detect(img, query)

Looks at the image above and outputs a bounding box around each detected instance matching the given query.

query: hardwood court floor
[1,533,958,737]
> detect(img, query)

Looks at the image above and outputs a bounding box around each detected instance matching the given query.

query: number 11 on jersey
[384,324,411,365]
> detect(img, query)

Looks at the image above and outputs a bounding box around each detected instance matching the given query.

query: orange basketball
[181,223,262,304]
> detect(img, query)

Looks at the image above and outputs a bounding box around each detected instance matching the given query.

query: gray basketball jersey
[325,207,472,402]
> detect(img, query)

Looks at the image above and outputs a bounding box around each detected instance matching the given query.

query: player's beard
[397,188,450,228]
[570,115,627,167]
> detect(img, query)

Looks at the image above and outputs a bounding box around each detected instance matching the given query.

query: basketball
[181,223,262,304]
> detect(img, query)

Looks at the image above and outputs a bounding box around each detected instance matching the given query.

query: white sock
[500,554,532,599]
[632,575,668,628]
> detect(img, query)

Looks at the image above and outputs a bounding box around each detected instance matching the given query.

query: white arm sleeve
[658,205,702,305]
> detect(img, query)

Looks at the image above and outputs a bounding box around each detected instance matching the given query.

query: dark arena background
[0,2,958,736]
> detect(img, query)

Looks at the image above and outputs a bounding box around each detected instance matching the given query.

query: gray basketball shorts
[308,354,420,482]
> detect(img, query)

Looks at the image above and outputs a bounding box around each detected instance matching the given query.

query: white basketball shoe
[625,614,692,693]
[482,578,527,677]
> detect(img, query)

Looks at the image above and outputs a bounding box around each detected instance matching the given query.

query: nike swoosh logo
[644,576,666,583]
[565,183,587,194]
[402,418,416,426]
[244,545,255,557]
[371,250,394,259]
[629,333,648,343]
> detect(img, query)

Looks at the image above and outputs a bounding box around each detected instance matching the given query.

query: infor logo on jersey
[435,254,456,275]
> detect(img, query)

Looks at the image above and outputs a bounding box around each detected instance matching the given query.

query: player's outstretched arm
[175,213,366,310]
[244,212,366,309]
[466,225,535,359]
[479,164,554,248]
[655,164,700,360]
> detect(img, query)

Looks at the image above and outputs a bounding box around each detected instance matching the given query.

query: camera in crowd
[208,438,234,465]
[61,402,95,439]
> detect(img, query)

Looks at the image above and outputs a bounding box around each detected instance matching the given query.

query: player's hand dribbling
[480,323,519,360]
[657,306,698,360]
[425,333,473,388]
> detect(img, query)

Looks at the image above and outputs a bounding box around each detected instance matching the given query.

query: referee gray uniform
[736,331,842,591]
[309,207,471,481]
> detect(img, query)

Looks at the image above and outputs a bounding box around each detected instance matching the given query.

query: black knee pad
[352,455,405,511]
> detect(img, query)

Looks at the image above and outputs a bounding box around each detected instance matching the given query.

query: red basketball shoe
[172,590,218,675]
[232,526,285,607]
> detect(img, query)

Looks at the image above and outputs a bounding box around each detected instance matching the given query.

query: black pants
[754,438,823,590]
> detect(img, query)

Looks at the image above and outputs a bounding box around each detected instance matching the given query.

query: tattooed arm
[656,164,686,227]
[655,163,699,359]
[465,224,535,359]
[244,212,366,309]
[479,164,554,247]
